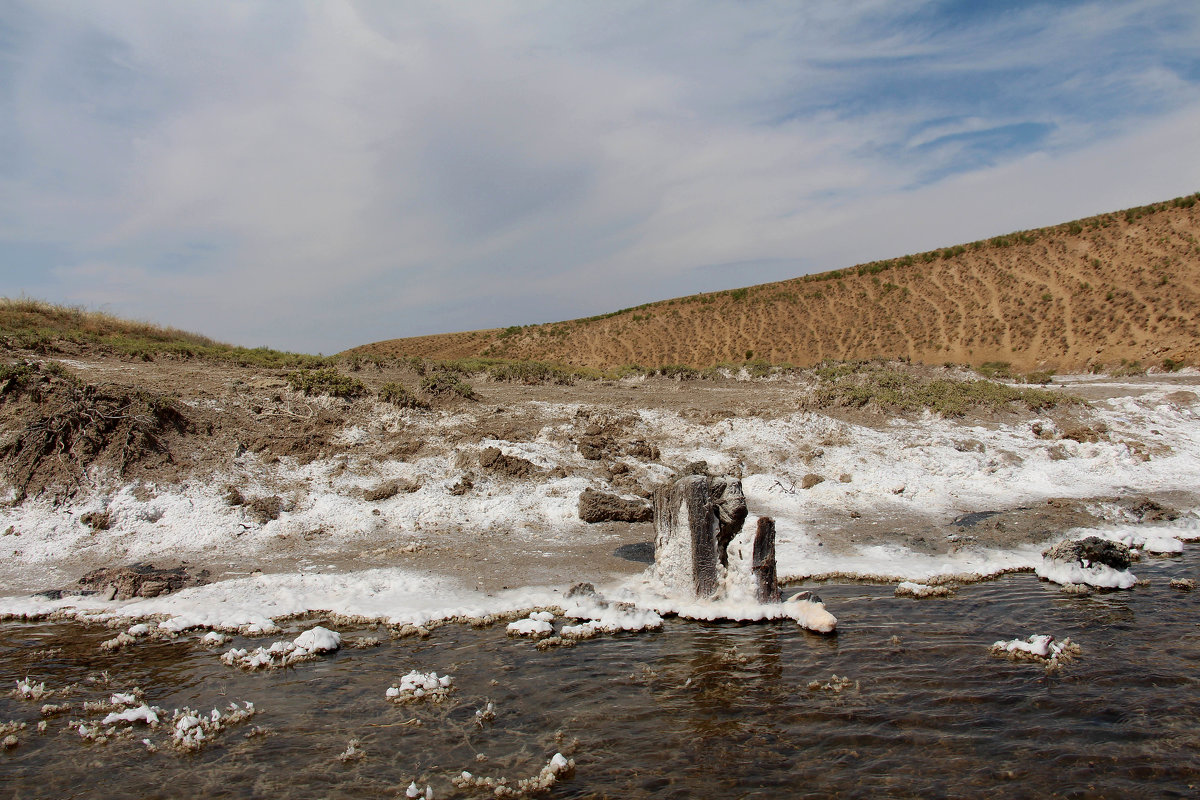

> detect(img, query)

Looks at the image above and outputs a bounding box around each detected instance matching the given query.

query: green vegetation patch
[286,368,367,399]
[420,372,477,400]
[808,360,1075,416]
[1,298,329,369]
[377,382,428,409]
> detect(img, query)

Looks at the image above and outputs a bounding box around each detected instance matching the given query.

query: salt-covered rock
[386,670,454,704]
[506,617,553,638]
[783,591,837,633]
[991,634,1080,670]
[895,581,954,598]
[293,626,341,653]
[1038,536,1137,589]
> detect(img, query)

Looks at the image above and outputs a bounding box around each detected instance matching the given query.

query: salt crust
[1,379,1198,632]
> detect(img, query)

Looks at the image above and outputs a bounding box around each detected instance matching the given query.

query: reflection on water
[2,550,1199,799]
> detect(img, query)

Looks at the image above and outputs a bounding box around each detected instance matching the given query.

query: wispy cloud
[1,0,1198,351]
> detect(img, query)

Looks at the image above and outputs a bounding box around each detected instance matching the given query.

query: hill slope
[355,195,1200,372]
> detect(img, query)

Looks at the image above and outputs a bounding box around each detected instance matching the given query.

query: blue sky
[2,0,1199,352]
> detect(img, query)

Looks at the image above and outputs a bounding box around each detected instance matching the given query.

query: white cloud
[1,1,1198,352]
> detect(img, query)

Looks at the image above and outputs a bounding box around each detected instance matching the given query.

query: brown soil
[354,197,1200,373]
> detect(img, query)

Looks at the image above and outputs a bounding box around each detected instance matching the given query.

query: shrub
[486,360,576,385]
[377,382,428,409]
[655,364,701,381]
[420,372,477,399]
[808,361,1075,417]
[286,368,367,399]
[976,361,1013,380]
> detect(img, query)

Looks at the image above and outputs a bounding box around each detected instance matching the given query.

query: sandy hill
[354,194,1200,373]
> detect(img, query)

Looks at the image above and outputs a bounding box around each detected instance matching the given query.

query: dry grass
[0,297,326,368]
[353,193,1200,373]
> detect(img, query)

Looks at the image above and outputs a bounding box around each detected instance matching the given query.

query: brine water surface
[2,551,1198,799]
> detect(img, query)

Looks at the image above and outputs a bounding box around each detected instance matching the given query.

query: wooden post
[751,516,779,602]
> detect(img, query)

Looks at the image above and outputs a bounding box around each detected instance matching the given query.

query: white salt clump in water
[782,592,837,634]
[452,752,575,797]
[13,678,51,701]
[220,627,340,669]
[100,704,159,726]
[1035,558,1137,589]
[337,738,365,762]
[99,632,138,652]
[895,581,954,598]
[167,702,256,752]
[201,631,230,646]
[387,670,454,704]
[991,634,1080,672]
[293,626,341,653]
[109,692,138,706]
[506,616,554,638]
[475,701,496,725]
[405,781,433,799]
[126,624,150,637]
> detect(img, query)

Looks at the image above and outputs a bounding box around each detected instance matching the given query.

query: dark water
[2,551,1199,799]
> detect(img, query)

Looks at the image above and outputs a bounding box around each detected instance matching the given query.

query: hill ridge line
[354,193,1200,372]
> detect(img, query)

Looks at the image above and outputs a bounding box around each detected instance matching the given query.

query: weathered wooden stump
[653,475,720,597]
[751,516,779,602]
[710,476,747,568]
[652,474,757,599]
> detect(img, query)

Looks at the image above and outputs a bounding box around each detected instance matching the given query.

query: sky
[2,1,1199,354]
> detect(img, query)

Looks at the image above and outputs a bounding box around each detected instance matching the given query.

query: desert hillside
[355,195,1200,372]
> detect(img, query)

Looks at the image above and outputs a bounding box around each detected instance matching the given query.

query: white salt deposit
[991,634,1079,666]
[0,375,1198,635]
[100,704,159,726]
[387,670,453,703]
[506,617,554,637]
[293,626,341,653]
[1035,557,1137,589]
[1094,525,1184,554]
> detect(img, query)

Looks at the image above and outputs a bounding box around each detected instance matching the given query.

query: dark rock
[449,474,474,496]
[479,446,538,478]
[77,562,204,600]
[681,460,709,476]
[246,495,283,523]
[1129,497,1178,522]
[578,488,653,523]
[80,511,110,531]
[626,440,660,460]
[362,478,420,502]
[567,582,599,598]
[612,542,655,564]
[223,487,246,506]
[578,442,605,461]
[1043,536,1132,570]
[801,473,825,490]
